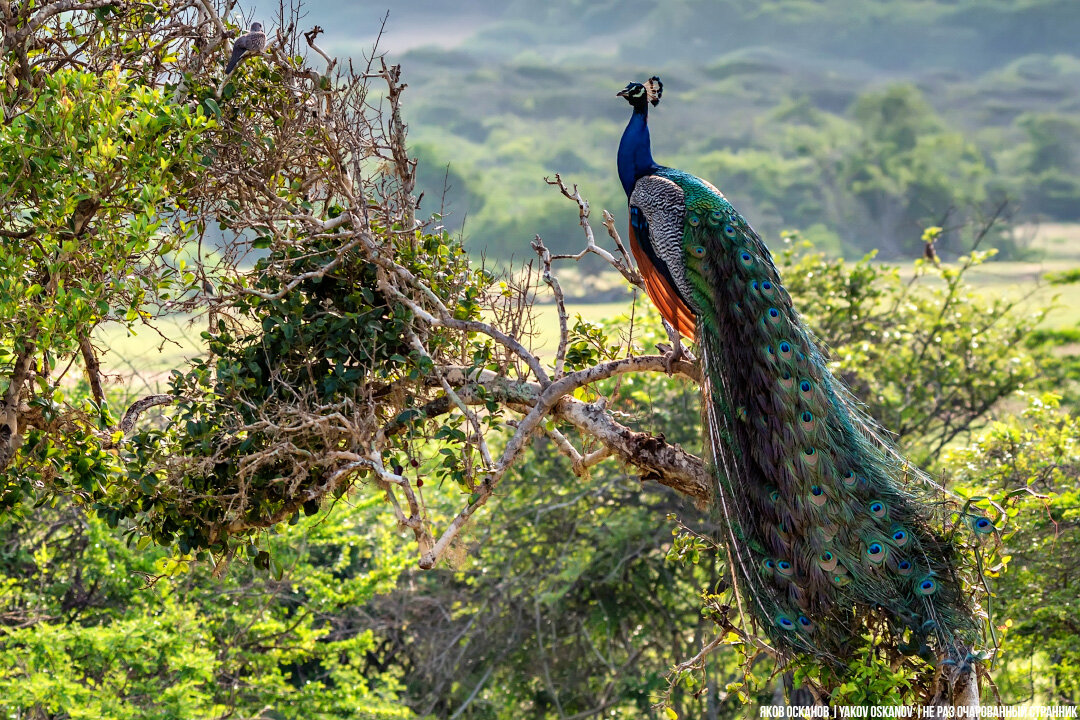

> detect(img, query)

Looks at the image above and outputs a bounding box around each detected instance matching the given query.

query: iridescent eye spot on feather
[866,542,887,564]
[776,615,796,630]
[760,280,775,298]
[842,469,856,486]
[817,551,838,572]
[769,490,780,504]
[896,559,913,576]
[831,573,851,587]
[779,341,793,360]
[724,224,737,238]
[779,371,794,389]
[891,527,910,547]
[767,307,782,326]
[739,251,754,268]
[761,558,776,573]
[691,245,706,258]
[809,484,826,506]
[916,576,937,596]
[973,517,994,533]
[869,501,887,519]
[709,210,723,225]
[799,380,812,395]
[688,215,700,227]
[776,560,794,576]
[797,615,813,630]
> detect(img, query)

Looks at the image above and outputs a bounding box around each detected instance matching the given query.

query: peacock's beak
[616,88,630,98]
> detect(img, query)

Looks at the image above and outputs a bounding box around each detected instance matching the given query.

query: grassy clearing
[529,298,651,354]
[901,223,1080,329]
[96,224,1080,384]
[91,301,647,393]
[95,315,205,395]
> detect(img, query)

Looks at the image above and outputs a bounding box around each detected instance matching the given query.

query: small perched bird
[616,77,982,665]
[225,22,265,74]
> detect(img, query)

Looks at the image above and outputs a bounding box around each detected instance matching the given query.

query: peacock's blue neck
[618,107,659,198]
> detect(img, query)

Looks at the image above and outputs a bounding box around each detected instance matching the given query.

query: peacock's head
[617,76,663,109]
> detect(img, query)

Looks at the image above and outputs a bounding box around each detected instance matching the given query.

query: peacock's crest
[644,76,663,106]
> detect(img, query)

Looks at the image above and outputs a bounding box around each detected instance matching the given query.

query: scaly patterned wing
[628,175,696,339]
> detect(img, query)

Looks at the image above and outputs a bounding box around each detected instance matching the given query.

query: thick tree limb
[0,337,36,471]
[410,359,711,503]
[78,334,104,407]
[554,394,710,502]
[119,394,176,435]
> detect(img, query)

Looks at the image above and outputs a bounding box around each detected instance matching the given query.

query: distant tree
[839,85,996,256]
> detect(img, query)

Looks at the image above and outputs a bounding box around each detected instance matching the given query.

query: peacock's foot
[656,341,691,375]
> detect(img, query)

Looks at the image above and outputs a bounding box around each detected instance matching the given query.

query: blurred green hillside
[292,0,1080,261]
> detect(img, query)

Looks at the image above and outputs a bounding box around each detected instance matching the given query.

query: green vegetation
[315,0,1080,261]
[11,237,1080,716]
[4,0,1080,717]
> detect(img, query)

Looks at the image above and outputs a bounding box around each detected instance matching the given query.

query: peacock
[616,76,982,665]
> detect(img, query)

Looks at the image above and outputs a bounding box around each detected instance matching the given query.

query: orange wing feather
[628,223,696,340]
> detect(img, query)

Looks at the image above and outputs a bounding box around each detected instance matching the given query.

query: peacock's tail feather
[663,167,977,662]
